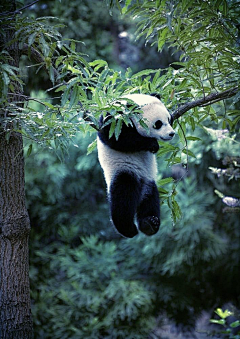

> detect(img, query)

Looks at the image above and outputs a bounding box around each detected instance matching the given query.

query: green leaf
[210,319,225,325]
[67,65,82,75]
[87,139,97,155]
[182,149,196,158]
[109,120,116,138]
[114,119,122,140]
[26,144,32,157]
[172,199,182,222]
[69,86,79,108]
[168,194,182,223]
[189,117,196,131]
[158,177,174,186]
[158,187,169,194]
[2,70,10,86]
[230,320,240,328]
[215,308,233,319]
[186,136,201,141]
[157,143,176,156]
[131,69,157,79]
[157,27,169,51]
[39,34,49,56]
[139,119,148,130]
[49,65,55,84]
[152,70,160,87]
[55,85,66,93]
[177,127,186,144]
[122,0,133,14]
[89,59,108,71]
[28,32,37,46]
[42,101,55,109]
[61,88,70,106]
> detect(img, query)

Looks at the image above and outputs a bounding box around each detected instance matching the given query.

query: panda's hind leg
[109,171,141,238]
[137,181,160,236]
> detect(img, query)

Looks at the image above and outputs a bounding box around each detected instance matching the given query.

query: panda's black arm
[98,119,159,153]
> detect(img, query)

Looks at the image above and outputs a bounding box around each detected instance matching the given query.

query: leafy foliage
[120,0,240,132]
[123,0,240,86]
[30,235,155,339]
[0,52,23,99]
[210,307,240,338]
[25,131,109,238]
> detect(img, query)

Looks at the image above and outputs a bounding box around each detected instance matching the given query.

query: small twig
[0,0,41,17]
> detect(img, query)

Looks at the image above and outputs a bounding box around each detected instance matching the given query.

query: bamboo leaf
[158,177,174,186]
[26,144,33,157]
[87,139,97,155]
[109,120,116,139]
[182,149,196,158]
[114,119,122,140]
[131,69,157,79]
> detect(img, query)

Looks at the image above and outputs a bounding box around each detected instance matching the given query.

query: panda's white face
[124,94,175,141]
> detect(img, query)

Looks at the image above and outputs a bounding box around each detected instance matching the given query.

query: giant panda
[97,93,175,238]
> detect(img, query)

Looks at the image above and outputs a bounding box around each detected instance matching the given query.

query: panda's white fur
[97,140,158,193]
[97,93,175,238]
[98,94,174,191]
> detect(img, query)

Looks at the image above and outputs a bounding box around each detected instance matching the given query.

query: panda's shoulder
[124,93,159,107]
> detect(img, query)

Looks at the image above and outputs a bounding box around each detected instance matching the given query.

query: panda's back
[97,137,157,191]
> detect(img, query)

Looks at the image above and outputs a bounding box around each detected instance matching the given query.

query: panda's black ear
[151,93,161,100]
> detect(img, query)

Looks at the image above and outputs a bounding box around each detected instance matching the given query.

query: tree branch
[0,0,41,17]
[172,87,239,121]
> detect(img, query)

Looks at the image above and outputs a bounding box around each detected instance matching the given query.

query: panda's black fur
[97,94,175,238]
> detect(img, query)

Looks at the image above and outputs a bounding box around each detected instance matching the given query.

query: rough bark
[0,132,33,339]
[0,0,33,338]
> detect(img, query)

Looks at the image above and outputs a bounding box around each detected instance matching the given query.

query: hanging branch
[0,0,41,17]
[172,87,239,121]
[75,86,240,131]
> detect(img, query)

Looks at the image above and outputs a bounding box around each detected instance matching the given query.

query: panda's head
[124,94,175,141]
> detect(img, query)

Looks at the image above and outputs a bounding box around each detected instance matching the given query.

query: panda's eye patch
[153,120,163,129]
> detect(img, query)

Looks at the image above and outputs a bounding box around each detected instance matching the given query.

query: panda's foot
[113,222,138,238]
[139,216,160,236]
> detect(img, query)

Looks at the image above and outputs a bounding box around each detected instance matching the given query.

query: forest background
[0,0,239,338]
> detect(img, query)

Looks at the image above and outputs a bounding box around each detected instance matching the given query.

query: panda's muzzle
[160,131,175,141]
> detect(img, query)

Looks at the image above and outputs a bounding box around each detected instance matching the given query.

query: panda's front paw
[139,216,160,236]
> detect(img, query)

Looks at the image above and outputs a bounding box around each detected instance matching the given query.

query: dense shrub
[30,236,156,339]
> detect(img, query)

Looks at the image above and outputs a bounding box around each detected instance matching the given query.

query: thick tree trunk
[0,132,33,339]
[0,0,33,338]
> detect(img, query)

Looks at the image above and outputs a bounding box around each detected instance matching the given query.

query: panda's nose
[169,131,175,138]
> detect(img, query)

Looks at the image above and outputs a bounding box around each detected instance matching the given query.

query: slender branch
[0,0,41,17]
[172,87,239,121]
